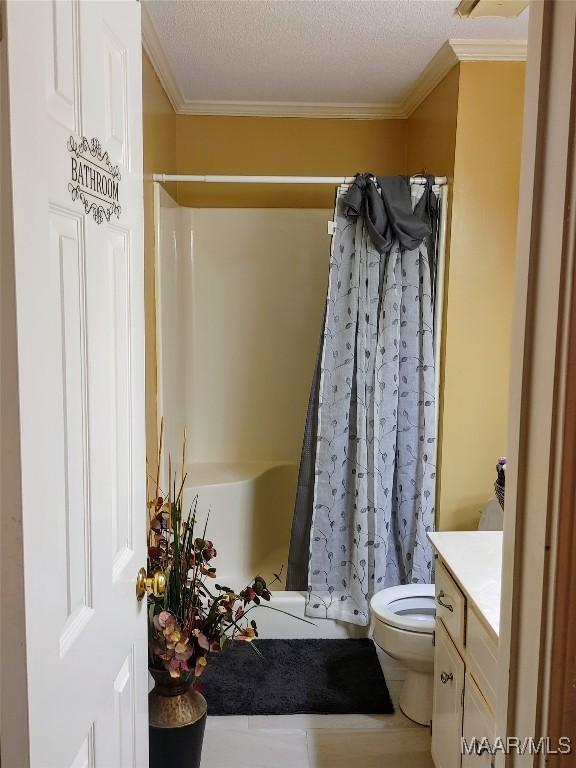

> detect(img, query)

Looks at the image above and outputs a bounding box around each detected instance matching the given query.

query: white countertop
[428,531,503,640]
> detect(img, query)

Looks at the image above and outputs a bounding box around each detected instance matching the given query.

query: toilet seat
[370,583,435,634]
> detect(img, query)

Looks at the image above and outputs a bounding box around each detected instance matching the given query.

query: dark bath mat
[199,638,394,716]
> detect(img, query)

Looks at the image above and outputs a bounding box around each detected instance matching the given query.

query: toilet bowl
[370,583,435,726]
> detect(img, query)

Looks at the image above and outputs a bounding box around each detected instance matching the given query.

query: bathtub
[182,461,365,639]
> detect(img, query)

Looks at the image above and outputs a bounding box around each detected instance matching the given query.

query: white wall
[155,200,331,468]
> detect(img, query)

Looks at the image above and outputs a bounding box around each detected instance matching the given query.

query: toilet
[370,583,436,726]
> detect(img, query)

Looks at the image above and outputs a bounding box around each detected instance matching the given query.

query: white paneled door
[5,2,147,766]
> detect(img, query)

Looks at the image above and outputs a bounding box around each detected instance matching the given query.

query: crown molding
[400,41,459,118]
[449,38,528,61]
[400,38,527,117]
[141,4,183,112]
[140,18,527,120]
[175,100,405,119]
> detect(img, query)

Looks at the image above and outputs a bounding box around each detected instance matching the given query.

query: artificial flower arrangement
[146,425,285,680]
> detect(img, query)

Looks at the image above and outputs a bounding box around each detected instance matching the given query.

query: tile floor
[201,646,433,768]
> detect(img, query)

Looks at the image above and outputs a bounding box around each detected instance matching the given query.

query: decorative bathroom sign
[67,136,121,224]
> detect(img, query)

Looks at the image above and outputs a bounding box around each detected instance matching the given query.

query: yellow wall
[435,62,525,530]
[407,65,460,178]
[175,116,407,208]
[406,66,460,530]
[142,51,176,459]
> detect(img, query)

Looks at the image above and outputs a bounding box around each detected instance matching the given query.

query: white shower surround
[154,184,364,638]
[182,463,366,639]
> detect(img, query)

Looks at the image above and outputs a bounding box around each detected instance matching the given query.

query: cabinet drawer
[466,608,498,712]
[432,619,465,768]
[462,673,496,768]
[436,560,466,651]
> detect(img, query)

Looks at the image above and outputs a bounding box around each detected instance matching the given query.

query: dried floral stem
[168,454,172,529]
[176,472,187,506]
[181,425,187,492]
[155,416,164,503]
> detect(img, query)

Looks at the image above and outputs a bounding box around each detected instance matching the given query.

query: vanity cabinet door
[462,673,496,768]
[432,620,465,768]
[436,561,466,652]
[466,609,498,712]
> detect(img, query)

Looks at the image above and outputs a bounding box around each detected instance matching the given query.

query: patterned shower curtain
[297,177,439,626]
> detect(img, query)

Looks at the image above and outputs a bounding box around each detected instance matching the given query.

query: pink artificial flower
[168,658,182,678]
[196,632,210,651]
[158,611,175,628]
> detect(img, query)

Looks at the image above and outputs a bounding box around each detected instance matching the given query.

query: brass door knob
[136,567,166,601]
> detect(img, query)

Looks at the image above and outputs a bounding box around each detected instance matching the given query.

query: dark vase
[149,668,207,768]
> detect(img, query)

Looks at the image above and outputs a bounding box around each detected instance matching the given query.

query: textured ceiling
[143,0,528,105]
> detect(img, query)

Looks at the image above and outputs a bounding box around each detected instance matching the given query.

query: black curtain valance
[340,173,439,256]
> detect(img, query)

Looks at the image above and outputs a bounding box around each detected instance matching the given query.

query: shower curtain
[286,174,440,626]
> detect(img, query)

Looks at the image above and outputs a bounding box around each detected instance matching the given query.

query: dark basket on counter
[495,457,506,511]
[494,480,505,511]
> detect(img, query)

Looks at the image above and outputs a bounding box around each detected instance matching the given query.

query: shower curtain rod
[152,173,448,186]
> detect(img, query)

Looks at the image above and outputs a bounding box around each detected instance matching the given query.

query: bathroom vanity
[428,532,503,768]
